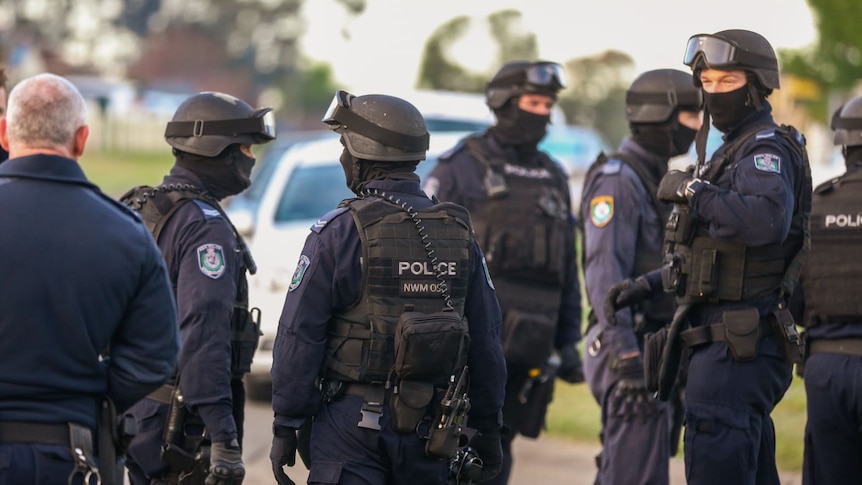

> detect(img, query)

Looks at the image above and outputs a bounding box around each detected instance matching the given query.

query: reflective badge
[753,153,781,173]
[590,196,614,227]
[289,255,311,292]
[481,255,495,290]
[197,244,226,279]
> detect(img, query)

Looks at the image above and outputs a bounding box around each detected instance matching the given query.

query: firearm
[426,367,471,459]
[160,386,210,484]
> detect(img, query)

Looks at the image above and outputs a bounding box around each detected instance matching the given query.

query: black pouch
[643,327,669,394]
[389,380,436,434]
[722,308,761,362]
[502,310,556,368]
[426,422,462,459]
[770,307,804,365]
[231,306,262,375]
[395,310,468,383]
[518,375,554,438]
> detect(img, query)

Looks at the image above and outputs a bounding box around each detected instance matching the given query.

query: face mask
[339,147,363,194]
[176,145,255,200]
[492,103,550,147]
[704,85,756,133]
[671,125,698,157]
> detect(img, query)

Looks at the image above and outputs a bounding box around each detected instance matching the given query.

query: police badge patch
[753,153,781,173]
[590,196,614,227]
[197,243,226,279]
[289,255,311,292]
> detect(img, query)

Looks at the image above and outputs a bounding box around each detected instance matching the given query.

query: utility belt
[808,338,862,357]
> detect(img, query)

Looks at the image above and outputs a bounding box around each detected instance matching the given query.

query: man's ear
[72,124,89,158]
[0,117,8,152]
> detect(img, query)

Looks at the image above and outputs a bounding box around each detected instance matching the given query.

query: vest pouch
[231,306,262,375]
[395,310,468,383]
[722,308,761,362]
[643,327,669,394]
[389,380,435,434]
[502,309,556,368]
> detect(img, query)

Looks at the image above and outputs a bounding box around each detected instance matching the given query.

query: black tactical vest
[120,184,259,375]
[322,196,473,383]
[802,169,862,326]
[662,125,812,304]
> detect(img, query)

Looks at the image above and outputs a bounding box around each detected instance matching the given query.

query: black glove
[468,429,502,482]
[603,276,653,325]
[610,354,657,423]
[206,439,245,485]
[556,344,585,383]
[270,426,298,485]
[657,169,695,204]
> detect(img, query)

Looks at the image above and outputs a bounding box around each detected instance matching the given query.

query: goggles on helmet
[321,89,429,152]
[489,62,567,90]
[683,34,773,71]
[165,107,276,143]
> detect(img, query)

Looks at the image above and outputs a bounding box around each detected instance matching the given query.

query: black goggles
[321,90,429,152]
[165,107,276,142]
[683,34,771,70]
[490,62,567,90]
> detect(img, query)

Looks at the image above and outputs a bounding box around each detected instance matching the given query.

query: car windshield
[275,163,353,223]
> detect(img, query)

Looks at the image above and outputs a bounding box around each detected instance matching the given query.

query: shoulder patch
[289,254,311,292]
[589,196,614,227]
[601,159,622,175]
[753,153,781,173]
[193,199,222,220]
[310,206,349,233]
[755,129,776,140]
[197,243,226,279]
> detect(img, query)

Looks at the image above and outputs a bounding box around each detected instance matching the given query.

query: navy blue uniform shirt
[0,154,179,429]
[155,166,244,443]
[272,178,506,432]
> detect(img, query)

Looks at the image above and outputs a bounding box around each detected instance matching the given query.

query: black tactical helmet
[165,92,276,157]
[832,97,862,147]
[485,60,567,109]
[683,29,780,90]
[626,69,703,123]
[322,90,429,162]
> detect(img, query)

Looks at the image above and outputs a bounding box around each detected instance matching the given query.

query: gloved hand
[610,354,657,423]
[468,429,503,482]
[206,439,245,485]
[657,169,695,204]
[556,344,585,383]
[604,276,653,325]
[270,426,298,485]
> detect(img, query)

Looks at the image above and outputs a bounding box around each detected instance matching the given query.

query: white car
[231,131,474,399]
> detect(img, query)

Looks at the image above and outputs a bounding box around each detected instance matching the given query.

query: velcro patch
[197,243,226,279]
[589,196,614,227]
[289,255,311,292]
[753,153,781,173]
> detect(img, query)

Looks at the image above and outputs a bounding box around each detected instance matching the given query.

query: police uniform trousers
[125,398,171,484]
[802,352,862,485]
[0,443,90,484]
[307,394,449,485]
[683,313,791,485]
[583,324,673,485]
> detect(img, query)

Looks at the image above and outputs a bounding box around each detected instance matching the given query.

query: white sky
[300,0,818,95]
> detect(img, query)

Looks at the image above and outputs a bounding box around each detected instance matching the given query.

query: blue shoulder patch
[193,199,222,220]
[754,129,776,140]
[310,207,349,233]
[601,159,622,175]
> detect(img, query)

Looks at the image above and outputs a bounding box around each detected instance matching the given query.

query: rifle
[426,367,471,459]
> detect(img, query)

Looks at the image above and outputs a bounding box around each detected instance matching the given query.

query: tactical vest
[120,184,260,376]
[662,125,812,305]
[322,195,473,383]
[464,137,570,288]
[802,169,862,326]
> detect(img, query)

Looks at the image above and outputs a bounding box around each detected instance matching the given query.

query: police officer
[122,92,275,484]
[424,60,584,484]
[799,97,862,485]
[580,68,702,485]
[0,73,179,483]
[606,29,810,485]
[269,91,506,484]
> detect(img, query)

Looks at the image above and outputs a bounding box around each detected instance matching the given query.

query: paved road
[240,398,802,484]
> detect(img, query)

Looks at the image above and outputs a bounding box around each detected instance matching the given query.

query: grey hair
[6,73,87,149]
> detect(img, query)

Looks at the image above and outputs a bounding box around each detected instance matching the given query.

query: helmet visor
[526,62,567,89]
[683,35,737,68]
[322,90,356,127]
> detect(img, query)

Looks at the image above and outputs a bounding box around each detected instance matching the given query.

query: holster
[770,307,804,365]
[722,308,761,362]
[161,386,209,478]
[98,397,136,485]
[518,373,554,438]
[389,380,436,434]
[643,327,669,394]
[656,304,690,401]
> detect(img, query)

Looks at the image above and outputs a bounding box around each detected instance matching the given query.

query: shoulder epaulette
[310,206,349,233]
[601,158,623,175]
[192,199,223,220]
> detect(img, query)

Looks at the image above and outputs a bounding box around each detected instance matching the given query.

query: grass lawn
[79,149,174,197]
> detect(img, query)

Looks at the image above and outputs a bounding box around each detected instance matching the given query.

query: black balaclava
[339,146,419,195]
[489,100,550,148]
[845,145,862,169]
[703,84,758,133]
[175,144,255,200]
[631,116,698,158]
